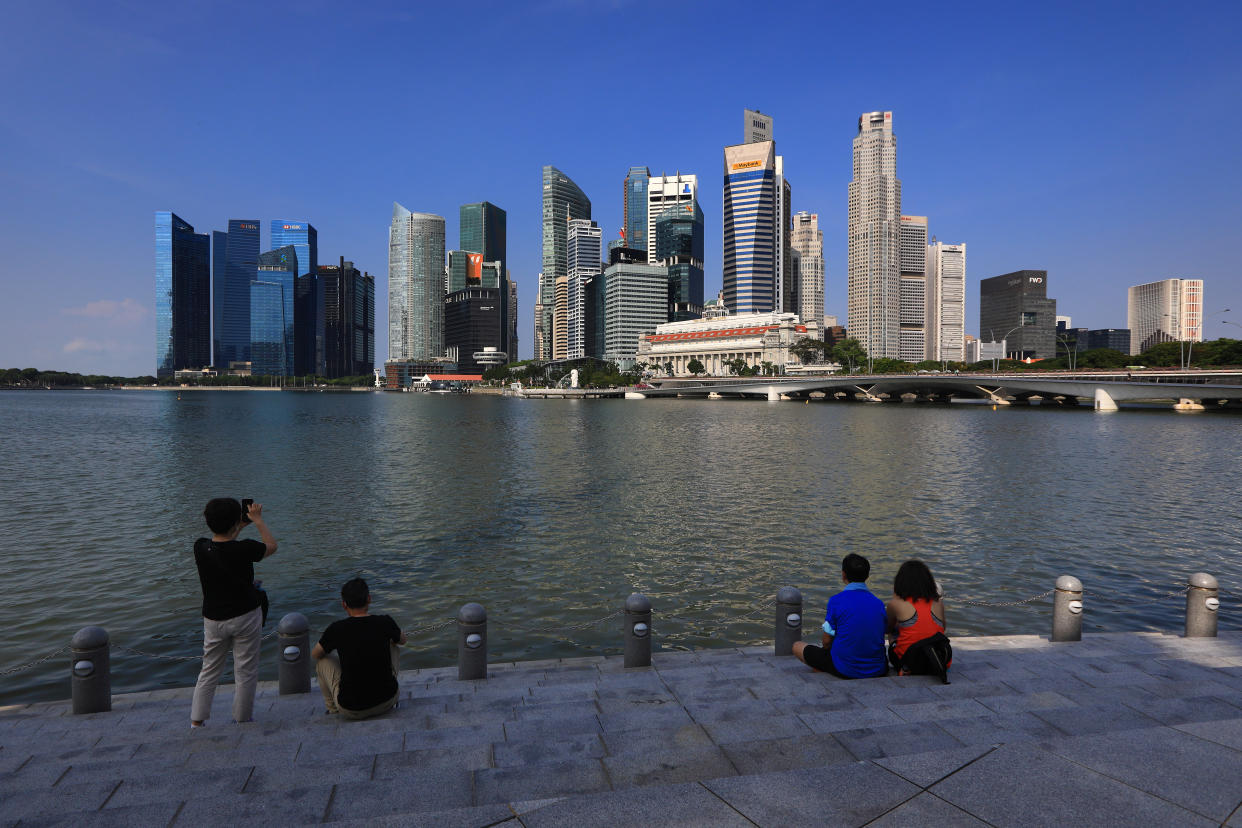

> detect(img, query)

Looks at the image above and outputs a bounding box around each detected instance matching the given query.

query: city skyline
[3,1,1239,375]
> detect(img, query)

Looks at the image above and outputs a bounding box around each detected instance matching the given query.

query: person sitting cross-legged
[311,578,406,720]
[792,553,888,679]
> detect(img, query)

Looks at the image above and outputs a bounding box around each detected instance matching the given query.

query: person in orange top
[886,560,952,679]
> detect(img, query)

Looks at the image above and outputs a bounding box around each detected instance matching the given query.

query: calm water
[2,390,1240,704]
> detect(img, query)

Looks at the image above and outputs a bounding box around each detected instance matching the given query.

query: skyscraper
[271,221,320,375]
[507,277,518,361]
[979,270,1056,359]
[540,166,591,360]
[776,156,794,314]
[154,212,210,376]
[623,167,650,254]
[213,219,261,368]
[459,202,508,355]
[249,279,286,377]
[848,111,902,359]
[320,258,375,377]
[646,173,698,264]
[898,215,928,362]
[926,240,966,362]
[602,261,668,368]
[744,109,772,143]
[388,203,446,362]
[723,140,777,313]
[256,246,297,375]
[654,204,704,322]
[790,211,824,327]
[1127,278,1204,355]
[566,218,602,359]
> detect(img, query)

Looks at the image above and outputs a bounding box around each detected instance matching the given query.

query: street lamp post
[1057,334,1078,372]
[1186,308,1231,368]
[989,323,1026,372]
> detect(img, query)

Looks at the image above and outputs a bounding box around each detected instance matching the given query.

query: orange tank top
[893,598,945,658]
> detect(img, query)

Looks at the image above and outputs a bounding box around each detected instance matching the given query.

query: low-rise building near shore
[637,312,818,376]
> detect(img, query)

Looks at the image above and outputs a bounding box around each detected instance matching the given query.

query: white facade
[566,219,601,360]
[388,203,445,362]
[602,262,668,368]
[898,215,927,362]
[847,111,902,360]
[1127,278,1204,355]
[791,212,824,331]
[636,312,819,376]
[723,140,777,312]
[927,240,966,362]
[646,173,698,264]
[744,108,773,143]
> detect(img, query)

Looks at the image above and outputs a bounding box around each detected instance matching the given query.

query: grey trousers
[316,644,400,720]
[190,606,263,723]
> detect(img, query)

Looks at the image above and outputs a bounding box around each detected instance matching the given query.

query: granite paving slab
[15,800,182,827]
[512,782,754,828]
[602,743,737,788]
[172,785,332,826]
[864,791,990,826]
[472,757,611,805]
[720,733,856,775]
[872,743,995,788]
[325,770,475,820]
[704,761,920,826]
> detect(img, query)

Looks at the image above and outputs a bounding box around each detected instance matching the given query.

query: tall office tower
[623,167,650,254]
[601,261,669,367]
[272,222,320,376]
[790,212,824,327]
[566,218,602,359]
[847,111,902,359]
[320,258,376,378]
[507,277,518,361]
[654,204,704,321]
[646,173,698,263]
[744,108,772,143]
[1127,278,1204,355]
[212,219,261,368]
[979,270,1056,359]
[256,246,298,375]
[459,202,508,355]
[723,140,777,312]
[898,215,928,362]
[776,157,794,313]
[249,280,286,376]
[388,203,446,362]
[154,212,210,376]
[540,166,591,359]
[926,239,966,362]
[533,273,545,361]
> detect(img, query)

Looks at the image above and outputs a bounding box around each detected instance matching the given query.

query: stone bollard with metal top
[1051,575,1083,642]
[774,587,803,656]
[71,626,111,714]
[278,612,311,694]
[624,593,652,668]
[1185,573,1220,638]
[457,603,487,680]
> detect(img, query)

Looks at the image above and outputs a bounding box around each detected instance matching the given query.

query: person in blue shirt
[792,553,888,679]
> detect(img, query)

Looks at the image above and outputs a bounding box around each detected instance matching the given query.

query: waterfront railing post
[70,626,111,714]
[774,587,803,656]
[457,603,487,680]
[277,612,311,694]
[1185,573,1220,638]
[1051,576,1084,642]
[624,593,652,668]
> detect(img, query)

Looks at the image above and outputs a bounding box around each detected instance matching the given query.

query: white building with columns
[636,312,818,376]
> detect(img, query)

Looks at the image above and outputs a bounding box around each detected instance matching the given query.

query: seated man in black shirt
[311,578,406,720]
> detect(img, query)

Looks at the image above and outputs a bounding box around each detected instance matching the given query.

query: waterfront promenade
[4,632,1242,826]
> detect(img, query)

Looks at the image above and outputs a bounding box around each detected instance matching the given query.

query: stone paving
[4,632,1242,826]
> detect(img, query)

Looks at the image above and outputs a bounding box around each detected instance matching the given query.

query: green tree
[687,358,705,376]
[831,339,866,373]
[789,338,826,364]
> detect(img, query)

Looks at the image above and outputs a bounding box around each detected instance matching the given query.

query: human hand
[247,502,264,522]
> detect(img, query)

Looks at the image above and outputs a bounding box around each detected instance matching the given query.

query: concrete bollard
[624,593,652,668]
[1051,575,1084,642]
[277,612,311,694]
[457,603,487,680]
[71,626,111,714]
[774,587,803,656]
[1185,573,1220,638]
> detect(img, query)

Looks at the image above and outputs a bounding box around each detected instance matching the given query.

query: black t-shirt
[193,538,266,621]
[318,615,402,711]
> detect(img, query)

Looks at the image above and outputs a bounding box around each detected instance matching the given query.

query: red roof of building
[426,374,483,381]
[644,323,807,343]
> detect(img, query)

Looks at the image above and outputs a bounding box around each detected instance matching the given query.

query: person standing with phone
[190,497,278,728]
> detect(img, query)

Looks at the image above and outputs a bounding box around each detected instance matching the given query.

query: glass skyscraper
[459,202,508,357]
[655,204,705,322]
[540,166,591,360]
[388,203,446,362]
[257,246,297,375]
[154,212,210,376]
[722,142,777,313]
[271,221,320,375]
[213,219,261,367]
[623,166,650,254]
[249,280,286,377]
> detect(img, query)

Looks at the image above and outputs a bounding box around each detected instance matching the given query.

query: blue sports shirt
[823,582,887,678]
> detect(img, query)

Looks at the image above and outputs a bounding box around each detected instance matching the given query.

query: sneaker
[190,722,205,729]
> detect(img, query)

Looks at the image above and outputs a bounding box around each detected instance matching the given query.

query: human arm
[311,642,326,660]
[391,617,407,646]
[247,502,278,557]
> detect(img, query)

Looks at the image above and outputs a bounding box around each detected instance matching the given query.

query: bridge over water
[633,370,1242,411]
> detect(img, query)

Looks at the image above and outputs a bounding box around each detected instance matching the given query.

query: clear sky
[2,0,1239,375]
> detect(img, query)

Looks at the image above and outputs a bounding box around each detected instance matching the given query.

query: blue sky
[1,0,1239,375]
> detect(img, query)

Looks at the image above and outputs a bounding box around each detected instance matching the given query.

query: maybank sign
[731,160,763,171]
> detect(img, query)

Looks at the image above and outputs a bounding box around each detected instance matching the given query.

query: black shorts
[803,644,888,679]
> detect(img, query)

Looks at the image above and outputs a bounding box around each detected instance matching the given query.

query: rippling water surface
[2,389,1240,703]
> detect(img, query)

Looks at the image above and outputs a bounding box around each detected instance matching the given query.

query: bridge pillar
[1173,398,1205,412]
[624,391,647,400]
[1093,388,1118,411]
[767,388,780,401]
[708,392,722,400]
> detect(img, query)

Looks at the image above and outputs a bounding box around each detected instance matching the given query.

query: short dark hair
[893,559,941,601]
[841,553,870,583]
[341,578,370,609]
[204,498,242,535]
